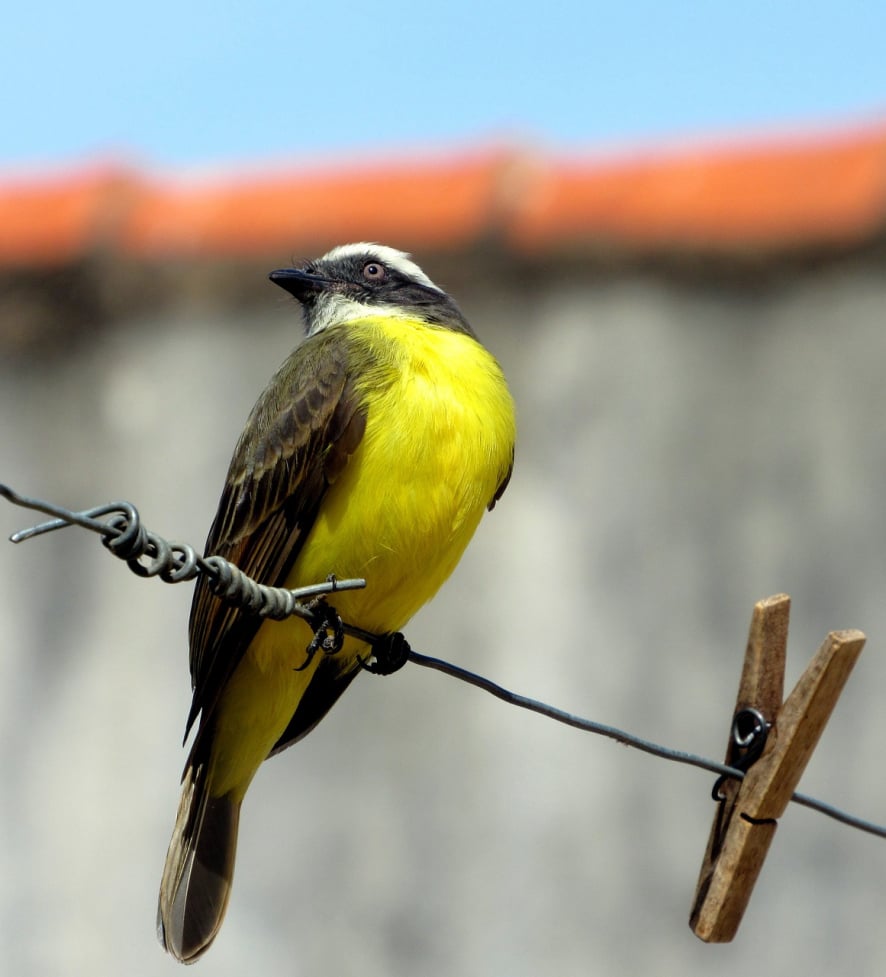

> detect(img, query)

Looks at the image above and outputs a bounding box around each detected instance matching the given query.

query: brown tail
[157,763,241,963]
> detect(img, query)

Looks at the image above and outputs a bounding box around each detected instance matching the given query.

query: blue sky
[3,0,885,168]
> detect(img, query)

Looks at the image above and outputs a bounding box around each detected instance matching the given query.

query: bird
[157,243,516,962]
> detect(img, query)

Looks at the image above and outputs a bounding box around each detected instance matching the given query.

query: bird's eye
[363,261,386,282]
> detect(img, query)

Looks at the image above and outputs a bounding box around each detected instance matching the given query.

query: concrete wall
[2,250,885,976]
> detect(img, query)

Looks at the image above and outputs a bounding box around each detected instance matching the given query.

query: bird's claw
[294,602,345,671]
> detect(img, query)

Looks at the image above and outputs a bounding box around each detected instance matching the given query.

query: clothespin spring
[711,707,770,802]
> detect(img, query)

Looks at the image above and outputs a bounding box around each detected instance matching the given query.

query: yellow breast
[293,314,515,632]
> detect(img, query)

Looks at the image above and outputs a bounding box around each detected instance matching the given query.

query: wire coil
[0,484,366,624]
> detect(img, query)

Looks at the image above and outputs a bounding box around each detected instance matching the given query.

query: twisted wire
[0,483,365,622]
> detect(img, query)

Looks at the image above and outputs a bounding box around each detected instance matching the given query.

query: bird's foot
[359,631,411,675]
[295,601,345,671]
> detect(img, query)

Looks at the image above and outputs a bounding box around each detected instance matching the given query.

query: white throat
[307,295,383,335]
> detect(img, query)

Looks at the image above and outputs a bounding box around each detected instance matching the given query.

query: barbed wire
[1,482,884,840]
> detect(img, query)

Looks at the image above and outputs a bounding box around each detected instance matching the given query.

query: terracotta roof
[510,124,886,253]
[1,120,885,268]
[120,150,513,260]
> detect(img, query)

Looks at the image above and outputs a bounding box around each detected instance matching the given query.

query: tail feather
[157,764,241,963]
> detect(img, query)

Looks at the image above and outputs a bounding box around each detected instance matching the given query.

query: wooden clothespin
[689,593,865,942]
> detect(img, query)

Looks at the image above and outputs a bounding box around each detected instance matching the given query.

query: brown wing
[184,329,366,760]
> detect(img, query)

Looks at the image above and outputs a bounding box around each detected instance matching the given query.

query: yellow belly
[208,316,515,799]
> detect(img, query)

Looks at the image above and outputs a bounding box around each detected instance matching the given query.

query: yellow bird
[157,243,516,961]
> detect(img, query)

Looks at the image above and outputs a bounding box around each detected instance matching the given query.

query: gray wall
[2,251,885,976]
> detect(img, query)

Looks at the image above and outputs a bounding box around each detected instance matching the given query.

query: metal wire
[2,482,884,840]
[0,483,366,622]
[405,651,886,838]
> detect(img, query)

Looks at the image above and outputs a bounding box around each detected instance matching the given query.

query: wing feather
[184,331,366,753]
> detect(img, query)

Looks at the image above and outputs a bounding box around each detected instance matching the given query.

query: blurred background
[3,2,886,975]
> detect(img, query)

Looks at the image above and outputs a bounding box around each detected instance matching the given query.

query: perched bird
[157,243,516,962]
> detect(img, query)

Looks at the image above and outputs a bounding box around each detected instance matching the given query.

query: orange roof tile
[120,149,513,258]
[0,165,139,267]
[0,120,884,267]
[509,124,886,252]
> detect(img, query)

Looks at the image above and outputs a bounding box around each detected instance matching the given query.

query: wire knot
[203,556,292,618]
[100,504,203,585]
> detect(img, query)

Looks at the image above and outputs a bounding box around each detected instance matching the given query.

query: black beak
[268,267,332,301]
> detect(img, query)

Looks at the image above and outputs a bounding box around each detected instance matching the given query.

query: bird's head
[269,243,473,337]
